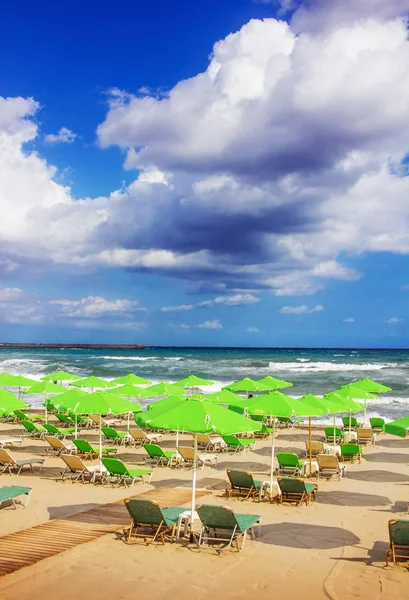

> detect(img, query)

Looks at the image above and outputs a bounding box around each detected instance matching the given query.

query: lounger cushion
[0,485,31,502]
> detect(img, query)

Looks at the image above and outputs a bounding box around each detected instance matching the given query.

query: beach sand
[0,421,408,600]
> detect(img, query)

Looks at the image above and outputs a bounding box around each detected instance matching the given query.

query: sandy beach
[0,419,408,600]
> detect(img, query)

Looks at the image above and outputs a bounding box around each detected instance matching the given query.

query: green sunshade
[110,373,152,386]
[336,385,377,400]
[0,373,37,387]
[0,389,19,403]
[257,376,293,390]
[205,389,243,404]
[0,395,29,414]
[42,371,81,382]
[105,384,145,398]
[52,388,89,407]
[136,381,185,397]
[175,375,215,388]
[352,378,392,393]
[312,393,364,414]
[146,394,188,413]
[383,417,409,438]
[23,382,66,395]
[69,376,115,390]
[223,378,270,393]
[143,397,263,435]
[59,391,139,415]
[227,392,325,418]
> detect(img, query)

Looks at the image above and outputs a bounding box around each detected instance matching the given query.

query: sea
[1,346,409,422]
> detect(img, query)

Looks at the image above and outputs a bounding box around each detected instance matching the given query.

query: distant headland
[0,343,147,349]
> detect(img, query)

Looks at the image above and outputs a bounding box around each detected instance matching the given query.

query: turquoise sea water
[1,346,408,421]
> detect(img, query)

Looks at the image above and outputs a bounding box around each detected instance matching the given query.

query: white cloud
[246,327,259,332]
[49,295,146,318]
[44,127,77,144]
[197,319,223,329]
[280,304,324,314]
[386,317,404,324]
[161,293,260,312]
[343,317,355,323]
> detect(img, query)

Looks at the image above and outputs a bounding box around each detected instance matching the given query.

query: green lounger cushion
[0,485,31,502]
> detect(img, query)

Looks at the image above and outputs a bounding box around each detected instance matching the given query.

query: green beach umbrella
[136,381,185,397]
[257,376,293,390]
[205,389,243,404]
[0,373,20,387]
[0,389,19,403]
[352,378,392,393]
[0,373,38,398]
[175,375,215,393]
[336,385,377,426]
[105,384,145,399]
[143,397,263,523]
[111,373,152,386]
[23,381,66,423]
[0,393,29,417]
[223,377,270,394]
[146,394,187,412]
[384,417,409,438]
[69,376,115,392]
[42,371,81,383]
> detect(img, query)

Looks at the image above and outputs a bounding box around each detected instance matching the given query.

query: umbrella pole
[190,433,198,541]
[44,392,48,424]
[269,419,276,495]
[127,412,130,432]
[176,430,179,448]
[349,409,352,435]
[364,400,367,426]
[75,414,78,439]
[99,418,103,470]
[309,416,312,476]
[333,414,336,455]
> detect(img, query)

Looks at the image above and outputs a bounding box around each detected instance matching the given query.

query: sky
[1,0,409,348]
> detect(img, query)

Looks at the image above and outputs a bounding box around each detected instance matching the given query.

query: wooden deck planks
[0,487,209,577]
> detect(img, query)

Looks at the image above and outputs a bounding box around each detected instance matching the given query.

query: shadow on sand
[259,522,360,549]
[317,490,391,507]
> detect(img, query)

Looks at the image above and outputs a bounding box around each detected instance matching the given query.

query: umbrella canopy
[223,378,270,393]
[336,385,377,400]
[383,417,409,438]
[136,381,186,397]
[0,374,37,387]
[257,376,293,390]
[0,389,19,403]
[110,373,152,386]
[58,391,137,415]
[175,375,215,388]
[105,384,145,398]
[23,382,66,395]
[0,393,29,415]
[352,378,391,393]
[146,394,187,412]
[42,371,81,382]
[205,390,242,404]
[52,388,89,407]
[69,376,115,390]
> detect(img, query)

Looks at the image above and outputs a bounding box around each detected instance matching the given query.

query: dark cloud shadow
[259,522,360,549]
[346,470,409,483]
[317,491,391,507]
[364,452,409,464]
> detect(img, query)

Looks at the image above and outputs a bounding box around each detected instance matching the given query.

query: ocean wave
[268,361,395,372]
[164,357,183,361]
[296,358,310,362]
[101,356,157,361]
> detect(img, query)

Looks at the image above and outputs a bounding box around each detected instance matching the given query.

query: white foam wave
[101,356,156,361]
[268,361,395,372]
[164,357,183,361]
[296,358,310,363]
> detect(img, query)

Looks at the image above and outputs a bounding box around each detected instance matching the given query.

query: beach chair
[197,434,225,452]
[324,427,344,444]
[254,424,273,439]
[0,448,44,475]
[73,439,117,459]
[43,423,76,438]
[226,469,265,501]
[44,436,75,456]
[342,416,361,429]
[60,454,102,483]
[305,441,325,457]
[176,446,218,469]
[14,409,44,422]
[370,417,385,433]
[124,498,186,544]
[276,452,303,477]
[143,443,177,466]
[196,504,261,552]
[55,413,75,427]
[0,437,23,449]
[0,485,32,509]
[101,458,152,487]
[356,428,375,446]
[276,416,301,428]
[128,428,163,446]
[69,413,92,428]
[277,478,318,506]
[90,414,122,428]
[101,426,131,445]
[20,420,47,438]
[317,454,346,481]
[222,435,255,453]
[340,443,363,463]
[386,519,409,566]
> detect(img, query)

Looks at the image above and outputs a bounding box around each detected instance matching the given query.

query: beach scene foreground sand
[0,419,408,600]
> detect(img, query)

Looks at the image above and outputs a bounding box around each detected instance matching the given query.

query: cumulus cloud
[246,327,259,332]
[161,293,260,312]
[386,317,404,324]
[197,319,223,329]
[44,127,77,144]
[280,304,324,314]
[343,317,355,323]
[49,295,146,318]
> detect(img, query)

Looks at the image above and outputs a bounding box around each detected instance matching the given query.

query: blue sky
[1,0,409,347]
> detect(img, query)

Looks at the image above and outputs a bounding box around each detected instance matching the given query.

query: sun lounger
[276,477,318,506]
[14,409,44,422]
[143,443,177,466]
[101,458,152,487]
[0,448,44,474]
[43,423,76,438]
[317,454,346,481]
[226,469,265,501]
[124,498,186,544]
[73,439,117,459]
[0,485,32,509]
[101,426,131,445]
[305,441,325,457]
[69,413,92,428]
[342,416,361,429]
[128,428,163,446]
[222,435,255,453]
[197,434,226,451]
[340,443,363,463]
[356,428,376,446]
[176,446,218,469]
[60,454,103,483]
[21,420,47,438]
[0,437,23,449]
[386,519,409,565]
[90,414,122,428]
[276,452,303,477]
[324,427,344,444]
[55,413,75,427]
[196,504,261,552]
[44,436,75,456]
[370,417,385,433]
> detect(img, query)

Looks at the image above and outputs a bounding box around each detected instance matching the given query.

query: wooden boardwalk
[0,488,208,577]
